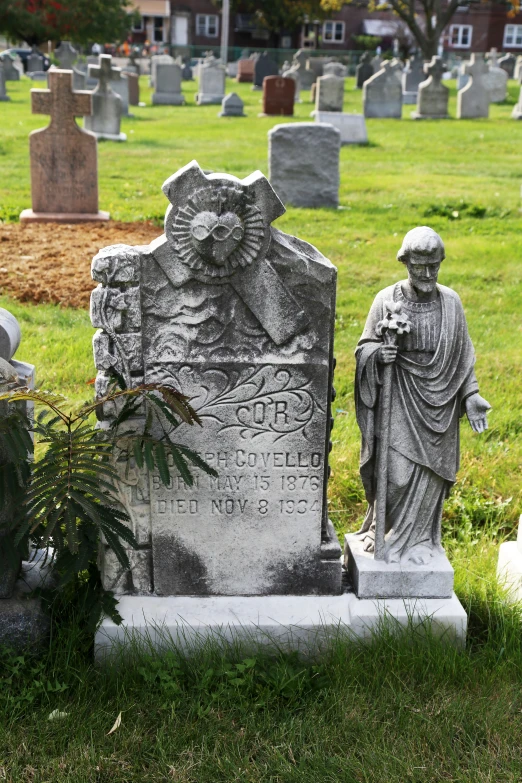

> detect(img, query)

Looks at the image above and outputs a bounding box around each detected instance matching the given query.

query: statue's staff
[374,301,412,559]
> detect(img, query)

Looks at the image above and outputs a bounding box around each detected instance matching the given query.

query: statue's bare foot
[404,545,434,566]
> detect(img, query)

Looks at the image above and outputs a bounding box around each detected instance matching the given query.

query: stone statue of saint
[354,226,491,565]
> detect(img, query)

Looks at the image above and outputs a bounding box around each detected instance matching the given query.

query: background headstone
[111,72,130,116]
[281,67,301,102]
[324,62,347,78]
[182,63,193,81]
[314,111,368,144]
[237,59,254,82]
[269,122,341,208]
[0,53,21,81]
[72,66,86,91]
[19,69,109,223]
[55,41,77,70]
[253,52,278,90]
[315,73,344,113]
[125,71,140,106]
[511,81,522,118]
[402,52,425,104]
[91,161,342,597]
[262,76,295,116]
[457,53,490,119]
[483,64,508,103]
[152,62,185,105]
[498,53,516,78]
[0,61,10,102]
[514,55,522,81]
[363,62,403,118]
[196,61,225,105]
[356,52,374,89]
[84,55,126,141]
[150,54,174,88]
[218,92,245,117]
[411,56,449,120]
[371,54,383,73]
[27,47,44,73]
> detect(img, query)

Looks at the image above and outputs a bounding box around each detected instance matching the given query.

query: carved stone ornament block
[90,161,342,597]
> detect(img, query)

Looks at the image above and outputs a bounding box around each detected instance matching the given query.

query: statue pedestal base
[344,533,454,599]
[94,590,467,661]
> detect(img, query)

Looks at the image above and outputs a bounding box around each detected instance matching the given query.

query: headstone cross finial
[31,69,92,128]
[425,56,445,82]
[88,54,121,92]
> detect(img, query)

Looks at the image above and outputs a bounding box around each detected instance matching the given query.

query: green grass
[0,75,522,780]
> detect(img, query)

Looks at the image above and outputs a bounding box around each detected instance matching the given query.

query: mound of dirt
[0,221,162,309]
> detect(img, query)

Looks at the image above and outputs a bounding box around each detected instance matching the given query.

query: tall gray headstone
[457,54,489,119]
[281,67,301,102]
[152,62,184,105]
[411,56,449,120]
[55,41,78,70]
[269,122,341,208]
[402,52,424,104]
[91,160,342,597]
[84,55,126,141]
[0,61,10,102]
[315,73,344,113]
[196,61,225,105]
[253,52,278,90]
[356,52,374,89]
[363,62,403,119]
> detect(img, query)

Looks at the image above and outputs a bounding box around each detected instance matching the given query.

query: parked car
[0,48,51,72]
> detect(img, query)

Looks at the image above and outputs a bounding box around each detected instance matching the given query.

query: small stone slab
[344,533,454,599]
[314,111,367,144]
[218,92,245,117]
[237,58,254,82]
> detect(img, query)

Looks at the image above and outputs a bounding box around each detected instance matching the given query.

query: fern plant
[0,379,217,589]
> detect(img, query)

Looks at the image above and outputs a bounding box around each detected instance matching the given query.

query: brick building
[129,0,522,55]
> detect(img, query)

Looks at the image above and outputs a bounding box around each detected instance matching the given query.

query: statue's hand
[377,345,398,364]
[465,393,491,433]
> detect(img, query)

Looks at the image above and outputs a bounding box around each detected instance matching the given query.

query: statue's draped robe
[355,282,478,563]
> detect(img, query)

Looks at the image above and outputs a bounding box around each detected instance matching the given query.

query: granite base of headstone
[20,69,110,224]
[152,62,185,105]
[314,111,368,144]
[218,92,245,116]
[269,122,340,208]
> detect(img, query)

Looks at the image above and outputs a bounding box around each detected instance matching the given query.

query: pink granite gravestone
[20,69,109,224]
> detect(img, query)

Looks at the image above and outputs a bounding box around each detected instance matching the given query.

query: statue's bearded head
[397,226,445,295]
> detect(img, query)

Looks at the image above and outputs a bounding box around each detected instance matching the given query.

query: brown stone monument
[261,76,295,116]
[125,71,140,106]
[20,69,109,224]
[236,59,254,83]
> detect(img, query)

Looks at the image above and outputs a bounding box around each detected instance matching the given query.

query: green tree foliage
[0,0,135,47]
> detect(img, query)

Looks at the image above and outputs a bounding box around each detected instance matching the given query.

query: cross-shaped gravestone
[424,55,445,83]
[31,67,92,128]
[20,69,109,223]
[55,41,77,70]
[88,54,121,94]
[457,53,489,119]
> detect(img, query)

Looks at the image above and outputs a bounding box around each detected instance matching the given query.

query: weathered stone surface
[111,73,130,116]
[314,111,368,144]
[402,51,424,95]
[253,52,278,89]
[457,53,489,119]
[20,69,109,223]
[411,56,449,120]
[0,61,10,102]
[483,65,508,103]
[0,554,55,652]
[346,226,490,598]
[371,54,383,73]
[91,161,341,596]
[27,47,44,73]
[153,62,185,105]
[363,62,403,118]
[262,76,294,116]
[84,55,126,141]
[55,41,77,70]
[281,67,301,102]
[269,122,340,208]
[218,92,245,117]
[324,62,347,78]
[150,54,174,87]
[0,52,20,81]
[125,71,140,106]
[315,73,344,112]
[356,52,374,89]
[498,52,516,78]
[196,61,225,105]
[72,66,86,91]
[237,58,254,82]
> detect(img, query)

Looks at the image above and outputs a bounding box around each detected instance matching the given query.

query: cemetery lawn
[0,76,522,780]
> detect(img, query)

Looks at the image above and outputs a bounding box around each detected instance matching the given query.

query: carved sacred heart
[190,211,245,266]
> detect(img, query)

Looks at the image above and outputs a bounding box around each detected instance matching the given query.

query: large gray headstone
[411,56,449,120]
[315,73,344,113]
[90,161,342,597]
[457,54,489,119]
[152,63,184,105]
[150,54,174,88]
[363,62,403,118]
[196,62,225,105]
[84,55,126,141]
[268,122,341,208]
